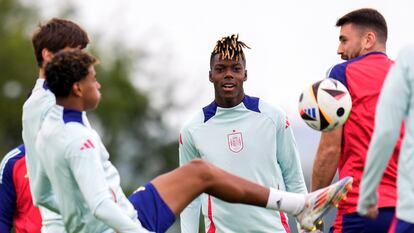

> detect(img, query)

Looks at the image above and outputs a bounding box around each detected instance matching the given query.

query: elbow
[326,146,341,157]
[314,145,341,173]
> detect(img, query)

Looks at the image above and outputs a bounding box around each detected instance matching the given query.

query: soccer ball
[298,78,352,131]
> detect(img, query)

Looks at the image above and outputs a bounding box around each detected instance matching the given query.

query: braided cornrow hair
[210,34,250,68]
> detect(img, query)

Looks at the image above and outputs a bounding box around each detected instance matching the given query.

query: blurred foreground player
[358,45,414,233]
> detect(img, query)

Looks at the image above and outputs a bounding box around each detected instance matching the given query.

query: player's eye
[233,66,242,72]
[215,66,224,72]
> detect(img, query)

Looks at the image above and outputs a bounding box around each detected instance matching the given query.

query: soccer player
[311,8,402,233]
[37,49,353,233]
[0,145,42,232]
[179,34,308,233]
[22,18,90,232]
[358,45,414,232]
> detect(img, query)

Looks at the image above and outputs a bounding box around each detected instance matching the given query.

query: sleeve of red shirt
[0,153,18,232]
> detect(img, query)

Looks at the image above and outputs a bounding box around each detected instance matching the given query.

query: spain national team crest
[227,131,244,153]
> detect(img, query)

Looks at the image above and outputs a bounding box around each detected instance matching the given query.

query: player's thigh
[150,160,213,215]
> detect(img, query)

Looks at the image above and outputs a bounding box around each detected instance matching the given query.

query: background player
[358,45,414,233]
[22,18,90,232]
[37,49,352,233]
[311,8,402,233]
[180,34,307,233]
[0,144,42,232]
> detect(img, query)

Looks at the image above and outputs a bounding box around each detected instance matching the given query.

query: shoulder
[62,124,98,158]
[64,122,91,137]
[402,45,414,54]
[327,54,371,77]
[61,110,94,140]
[256,98,286,119]
[326,61,350,87]
[0,145,25,184]
[257,98,285,115]
[40,108,93,150]
[397,45,414,64]
[180,106,210,132]
[23,80,54,110]
[254,97,288,129]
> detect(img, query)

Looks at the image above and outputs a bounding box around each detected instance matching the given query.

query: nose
[224,68,233,79]
[337,44,343,55]
[97,81,101,89]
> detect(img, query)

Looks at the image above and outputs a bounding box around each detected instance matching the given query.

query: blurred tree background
[0,0,184,231]
[0,1,334,232]
[0,0,179,193]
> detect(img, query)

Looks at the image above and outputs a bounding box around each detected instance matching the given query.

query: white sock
[266,188,306,215]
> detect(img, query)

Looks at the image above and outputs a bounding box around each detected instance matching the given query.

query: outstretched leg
[133,159,352,232]
[151,159,271,215]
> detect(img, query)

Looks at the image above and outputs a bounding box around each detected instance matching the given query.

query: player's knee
[187,159,215,182]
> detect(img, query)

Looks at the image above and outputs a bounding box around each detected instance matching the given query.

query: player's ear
[72,82,83,97]
[244,70,248,81]
[364,32,376,50]
[209,70,213,83]
[41,49,53,67]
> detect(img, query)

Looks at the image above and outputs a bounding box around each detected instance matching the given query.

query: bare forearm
[311,152,339,191]
[311,128,342,191]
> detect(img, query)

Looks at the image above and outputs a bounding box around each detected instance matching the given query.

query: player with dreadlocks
[179,34,347,232]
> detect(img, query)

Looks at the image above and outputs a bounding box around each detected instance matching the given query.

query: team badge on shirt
[227,130,244,153]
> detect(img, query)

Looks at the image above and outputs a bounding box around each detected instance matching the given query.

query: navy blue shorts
[330,207,395,233]
[128,183,175,233]
[389,218,414,233]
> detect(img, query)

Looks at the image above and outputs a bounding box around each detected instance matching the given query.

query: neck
[38,68,45,79]
[215,94,244,108]
[56,98,84,112]
[363,44,386,55]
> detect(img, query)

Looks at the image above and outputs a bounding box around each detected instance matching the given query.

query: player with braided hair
[179,34,324,232]
[211,34,250,62]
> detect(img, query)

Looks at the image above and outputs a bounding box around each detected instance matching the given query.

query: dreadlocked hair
[210,34,250,66]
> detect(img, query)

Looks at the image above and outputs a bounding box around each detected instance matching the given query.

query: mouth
[222,83,236,92]
[340,54,349,60]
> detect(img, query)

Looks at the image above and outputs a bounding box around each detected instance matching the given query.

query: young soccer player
[180,34,308,233]
[22,18,90,232]
[36,49,352,233]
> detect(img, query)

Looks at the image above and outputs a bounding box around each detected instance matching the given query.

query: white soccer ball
[298,78,352,131]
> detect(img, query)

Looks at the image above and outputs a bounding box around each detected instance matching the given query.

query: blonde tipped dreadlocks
[212,34,250,62]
